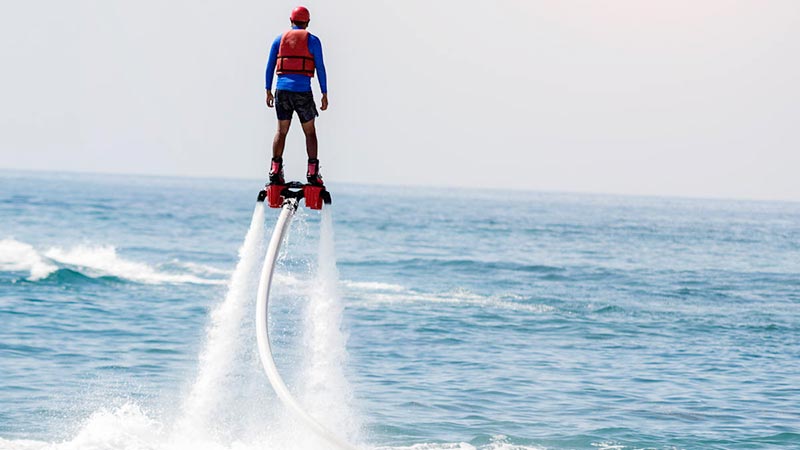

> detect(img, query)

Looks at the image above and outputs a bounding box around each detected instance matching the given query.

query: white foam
[341,280,406,292]
[63,403,164,450]
[0,410,547,450]
[0,403,240,450]
[0,238,225,285]
[0,438,50,450]
[170,260,231,277]
[373,436,547,450]
[45,245,222,285]
[343,281,553,314]
[398,290,555,314]
[0,239,58,280]
[339,272,550,314]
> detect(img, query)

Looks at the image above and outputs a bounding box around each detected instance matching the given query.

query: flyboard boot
[306,158,324,186]
[257,157,285,204]
[256,157,331,209]
[268,157,285,185]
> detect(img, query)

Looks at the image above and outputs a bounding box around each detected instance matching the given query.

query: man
[265,5,328,186]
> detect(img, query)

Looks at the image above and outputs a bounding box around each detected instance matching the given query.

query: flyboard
[254,181,358,450]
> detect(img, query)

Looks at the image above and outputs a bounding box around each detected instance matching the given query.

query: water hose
[255,199,359,450]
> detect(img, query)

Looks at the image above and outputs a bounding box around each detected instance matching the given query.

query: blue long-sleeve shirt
[265,27,327,94]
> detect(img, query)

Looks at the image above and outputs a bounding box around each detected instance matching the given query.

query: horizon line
[1,166,798,206]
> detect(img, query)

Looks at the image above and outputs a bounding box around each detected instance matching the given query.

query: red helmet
[290,6,310,22]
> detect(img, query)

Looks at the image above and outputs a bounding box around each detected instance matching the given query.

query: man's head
[290,6,310,29]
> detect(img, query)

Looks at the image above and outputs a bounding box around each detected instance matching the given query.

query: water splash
[299,209,362,445]
[0,205,367,450]
[175,204,268,441]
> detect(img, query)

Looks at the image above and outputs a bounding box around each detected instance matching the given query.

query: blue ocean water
[1,170,798,450]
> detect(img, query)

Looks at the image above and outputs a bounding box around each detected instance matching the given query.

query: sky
[1,0,799,201]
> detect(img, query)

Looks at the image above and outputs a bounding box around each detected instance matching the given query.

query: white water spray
[0,202,369,450]
[177,204,267,439]
[300,209,362,441]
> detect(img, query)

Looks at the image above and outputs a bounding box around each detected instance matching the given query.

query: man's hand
[320,93,328,111]
[266,90,274,108]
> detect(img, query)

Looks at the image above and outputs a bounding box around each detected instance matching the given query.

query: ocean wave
[0,238,224,285]
[0,239,57,281]
[40,267,101,284]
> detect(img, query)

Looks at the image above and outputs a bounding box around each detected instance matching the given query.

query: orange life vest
[276,30,315,77]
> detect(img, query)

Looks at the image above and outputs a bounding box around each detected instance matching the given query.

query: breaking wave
[0,238,224,285]
[0,239,57,281]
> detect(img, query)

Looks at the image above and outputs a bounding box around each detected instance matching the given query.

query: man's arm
[265,36,281,107]
[309,35,328,110]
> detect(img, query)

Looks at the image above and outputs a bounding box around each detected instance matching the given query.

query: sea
[0,170,798,450]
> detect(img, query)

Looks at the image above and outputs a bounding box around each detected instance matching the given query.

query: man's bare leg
[300,119,318,160]
[301,119,324,185]
[270,119,291,183]
[272,119,292,158]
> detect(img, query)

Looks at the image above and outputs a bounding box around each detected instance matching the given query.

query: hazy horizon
[5,166,799,205]
[2,1,799,201]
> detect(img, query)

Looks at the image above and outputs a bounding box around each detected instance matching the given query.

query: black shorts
[275,90,318,123]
